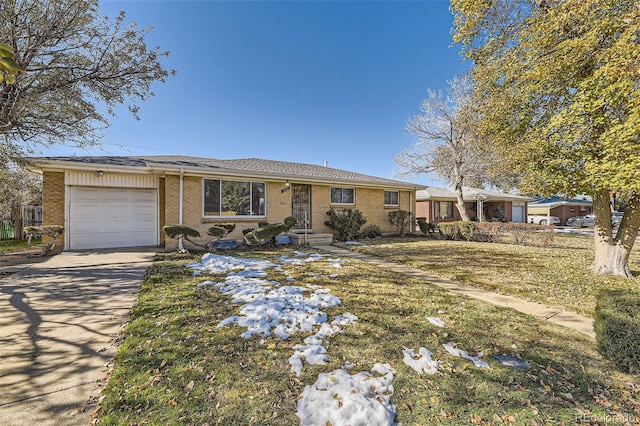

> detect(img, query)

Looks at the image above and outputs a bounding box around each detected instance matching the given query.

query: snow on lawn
[190,252,400,425]
[443,343,490,368]
[190,252,489,425]
[191,252,356,369]
[402,347,440,375]
[296,363,397,426]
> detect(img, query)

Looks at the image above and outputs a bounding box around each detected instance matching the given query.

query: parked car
[566,212,623,228]
[527,214,561,225]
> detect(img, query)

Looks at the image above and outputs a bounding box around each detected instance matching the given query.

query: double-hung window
[203,179,266,217]
[331,187,355,205]
[384,190,399,207]
[436,201,454,219]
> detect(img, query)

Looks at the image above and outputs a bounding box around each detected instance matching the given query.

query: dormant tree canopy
[0,0,173,166]
[395,75,509,221]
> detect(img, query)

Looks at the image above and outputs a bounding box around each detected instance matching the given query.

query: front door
[512,205,524,223]
[291,184,311,229]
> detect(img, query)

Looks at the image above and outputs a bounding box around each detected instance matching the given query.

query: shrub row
[436,221,555,247]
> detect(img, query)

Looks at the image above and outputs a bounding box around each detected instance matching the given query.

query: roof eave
[32,158,424,190]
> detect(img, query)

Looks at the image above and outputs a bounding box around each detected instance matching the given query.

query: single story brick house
[416,186,532,224]
[31,155,424,251]
[527,196,593,225]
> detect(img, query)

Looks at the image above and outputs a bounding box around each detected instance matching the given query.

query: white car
[527,214,561,225]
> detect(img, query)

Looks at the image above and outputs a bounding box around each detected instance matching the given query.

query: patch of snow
[296,364,397,426]
[279,252,332,266]
[214,278,340,340]
[332,313,358,325]
[426,317,445,327]
[344,241,364,245]
[442,343,489,368]
[194,253,354,375]
[402,347,440,375]
[188,253,275,275]
[288,317,358,376]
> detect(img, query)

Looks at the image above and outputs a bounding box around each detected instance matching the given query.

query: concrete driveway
[0,248,156,426]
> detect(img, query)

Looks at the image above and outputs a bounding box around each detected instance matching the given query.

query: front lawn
[96,248,639,425]
[340,234,640,317]
[0,238,41,253]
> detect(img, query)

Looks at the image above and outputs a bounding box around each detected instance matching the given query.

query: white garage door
[69,187,158,250]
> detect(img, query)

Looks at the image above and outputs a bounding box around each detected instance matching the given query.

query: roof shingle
[32,155,422,189]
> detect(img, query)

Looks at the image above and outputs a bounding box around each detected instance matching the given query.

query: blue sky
[41,0,467,186]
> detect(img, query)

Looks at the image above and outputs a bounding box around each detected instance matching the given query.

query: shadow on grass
[97,250,640,426]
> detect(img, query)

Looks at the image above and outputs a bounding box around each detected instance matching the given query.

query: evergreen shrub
[388,210,414,236]
[416,217,435,235]
[360,224,382,239]
[325,208,367,241]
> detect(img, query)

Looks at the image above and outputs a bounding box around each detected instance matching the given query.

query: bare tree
[0,0,173,166]
[396,75,497,221]
[0,165,41,219]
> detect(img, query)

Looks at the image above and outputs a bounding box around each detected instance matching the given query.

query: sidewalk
[313,245,595,339]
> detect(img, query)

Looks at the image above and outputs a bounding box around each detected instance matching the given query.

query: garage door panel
[69,187,158,250]
[131,205,157,215]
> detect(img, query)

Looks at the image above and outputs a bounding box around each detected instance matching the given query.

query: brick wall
[416,200,433,222]
[268,181,293,224]
[163,175,179,251]
[42,171,65,248]
[318,187,416,234]
[161,174,418,249]
[307,185,327,231]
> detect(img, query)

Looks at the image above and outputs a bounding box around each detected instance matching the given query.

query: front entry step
[286,232,334,245]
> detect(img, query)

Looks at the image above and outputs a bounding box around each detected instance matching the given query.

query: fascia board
[31,159,155,175]
[156,165,423,190]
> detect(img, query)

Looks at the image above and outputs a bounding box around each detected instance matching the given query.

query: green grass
[97,248,640,425]
[340,234,640,317]
[0,238,42,253]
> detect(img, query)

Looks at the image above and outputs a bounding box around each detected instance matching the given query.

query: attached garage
[68,186,158,250]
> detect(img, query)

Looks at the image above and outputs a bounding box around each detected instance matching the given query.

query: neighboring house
[527,196,593,225]
[30,156,424,251]
[416,187,532,224]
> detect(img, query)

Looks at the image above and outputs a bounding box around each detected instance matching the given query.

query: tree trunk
[453,176,471,221]
[590,190,640,277]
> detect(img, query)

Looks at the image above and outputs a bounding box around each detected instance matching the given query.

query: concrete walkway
[0,249,155,426]
[314,245,595,339]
